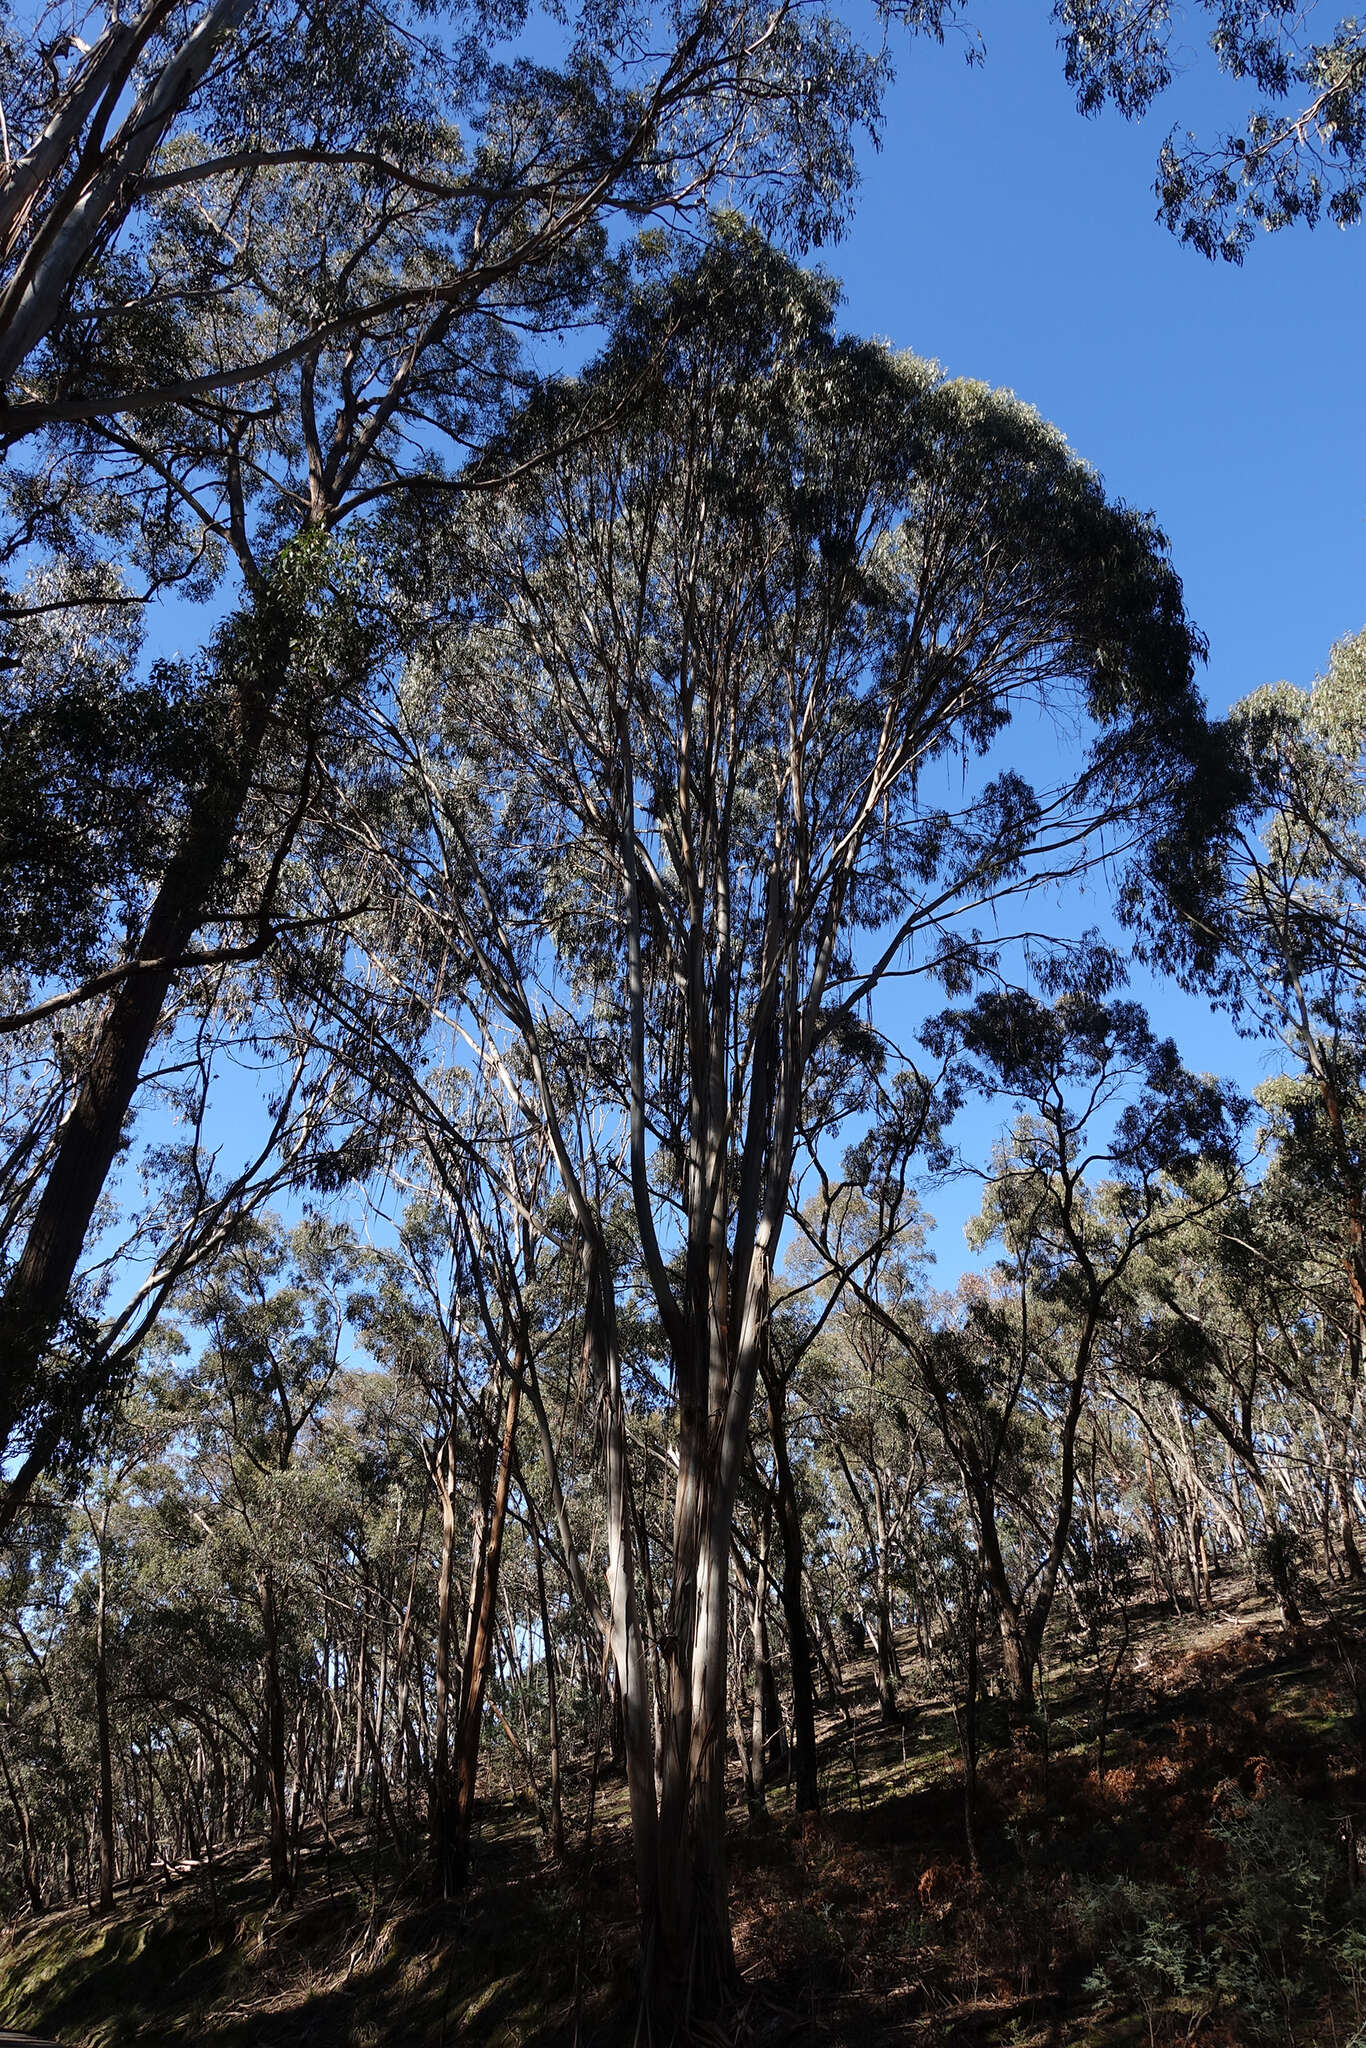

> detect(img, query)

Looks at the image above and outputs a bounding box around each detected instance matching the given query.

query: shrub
[1074,1790,1366,2043]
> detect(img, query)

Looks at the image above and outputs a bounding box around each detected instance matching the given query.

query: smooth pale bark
[0,0,253,395]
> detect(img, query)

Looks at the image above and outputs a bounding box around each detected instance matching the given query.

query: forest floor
[5,1572,1366,2047]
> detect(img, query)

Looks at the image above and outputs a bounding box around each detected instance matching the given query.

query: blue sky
[798,3,1366,1272]
[832,3,1365,739]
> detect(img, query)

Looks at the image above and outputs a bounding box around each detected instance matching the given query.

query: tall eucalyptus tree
[1176,632,1366,1577]
[340,228,1226,2013]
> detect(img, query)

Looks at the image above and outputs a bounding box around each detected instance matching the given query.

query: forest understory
[6,1571,1366,2048]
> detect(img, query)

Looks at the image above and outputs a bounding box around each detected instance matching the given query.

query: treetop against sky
[833,6,1363,732]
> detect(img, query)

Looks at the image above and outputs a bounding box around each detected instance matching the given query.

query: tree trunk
[874,1564,899,1722]
[998,1606,1036,1722]
[0,1739,44,1914]
[870,1470,900,1722]
[656,1464,738,2018]
[758,1608,786,1778]
[0,0,253,389]
[261,1568,290,1900]
[766,1375,820,1812]
[959,1610,981,1876]
[430,1432,460,1891]
[95,1559,116,1913]
[350,1601,367,1818]
[1339,1465,1365,1582]
[654,1235,779,2023]
[450,1358,522,1887]
[593,1258,659,1945]
[532,1529,564,1859]
[747,1577,766,1818]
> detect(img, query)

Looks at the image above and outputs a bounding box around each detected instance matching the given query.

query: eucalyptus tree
[1212,633,1366,1285]
[0,1497,85,1913]
[0,0,256,398]
[1142,630,1366,1584]
[0,0,913,436]
[755,1290,841,1812]
[172,1211,361,1897]
[355,1072,554,1894]
[803,1220,932,1722]
[354,1208,487,1888]
[280,853,575,1888]
[1121,1161,1359,1623]
[340,226,1224,2011]
[1093,1353,1227,1611]
[2,0,1356,434]
[1245,1080,1366,1579]
[0,0,941,1519]
[76,1398,171,1911]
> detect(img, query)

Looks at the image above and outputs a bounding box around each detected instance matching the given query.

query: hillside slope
[5,1576,1366,2047]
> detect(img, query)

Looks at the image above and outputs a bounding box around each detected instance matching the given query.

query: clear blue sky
[802,3,1366,1272]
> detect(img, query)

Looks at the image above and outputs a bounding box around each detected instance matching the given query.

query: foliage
[1080,1789,1366,2043]
[1057,1,1366,259]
